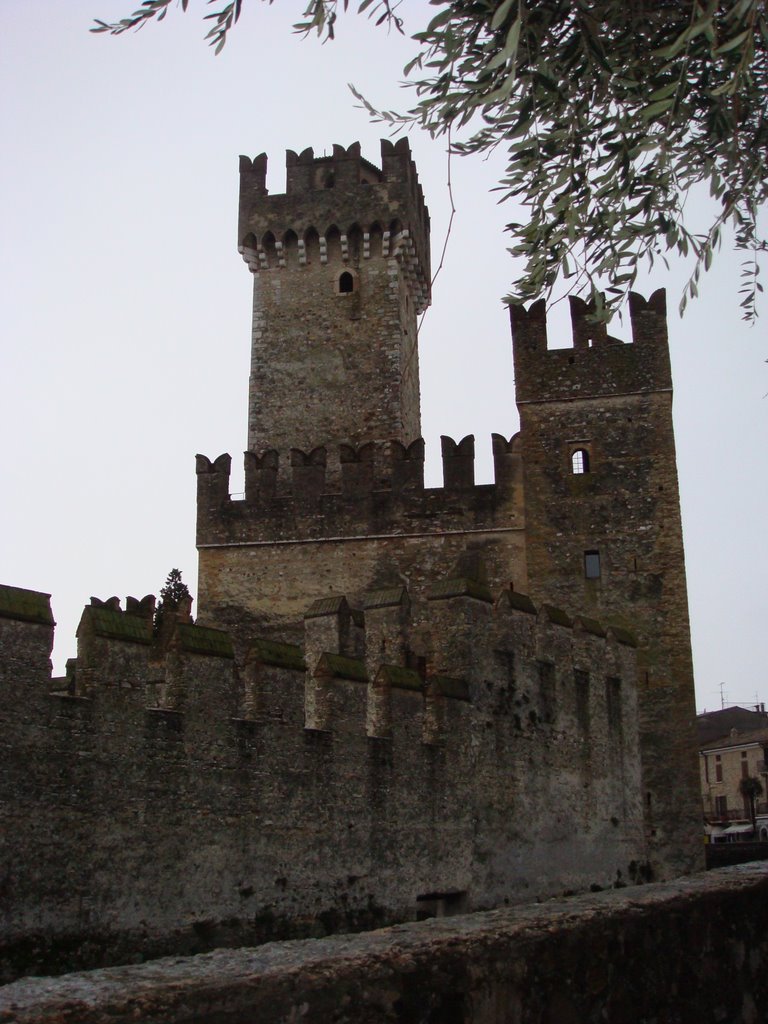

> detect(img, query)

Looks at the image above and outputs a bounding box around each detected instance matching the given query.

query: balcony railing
[705,804,768,823]
[705,809,749,823]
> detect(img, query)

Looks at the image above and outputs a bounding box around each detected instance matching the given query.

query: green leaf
[641,99,674,120]
[648,82,678,102]
[714,29,751,55]
[491,0,515,32]
[425,7,454,35]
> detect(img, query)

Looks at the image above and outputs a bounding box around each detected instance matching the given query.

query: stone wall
[0,581,645,982]
[196,434,527,649]
[4,865,767,1024]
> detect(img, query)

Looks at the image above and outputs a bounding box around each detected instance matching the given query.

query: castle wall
[195,436,527,648]
[0,584,646,981]
[0,142,704,989]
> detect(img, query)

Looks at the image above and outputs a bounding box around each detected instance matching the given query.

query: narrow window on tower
[571,448,590,474]
[338,271,355,294]
[584,550,601,579]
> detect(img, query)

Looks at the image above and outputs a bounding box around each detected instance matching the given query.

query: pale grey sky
[1,2,765,711]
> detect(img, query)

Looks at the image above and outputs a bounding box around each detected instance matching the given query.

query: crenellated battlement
[238,139,430,309]
[196,434,524,549]
[511,290,672,404]
[1,579,636,753]
[0,575,645,971]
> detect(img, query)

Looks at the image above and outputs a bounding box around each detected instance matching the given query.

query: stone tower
[510,292,701,877]
[197,140,524,645]
[238,140,431,453]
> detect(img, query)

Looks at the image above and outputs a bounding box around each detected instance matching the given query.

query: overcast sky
[1,2,765,712]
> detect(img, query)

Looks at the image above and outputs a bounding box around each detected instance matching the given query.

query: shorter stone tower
[511,292,701,877]
[238,140,430,453]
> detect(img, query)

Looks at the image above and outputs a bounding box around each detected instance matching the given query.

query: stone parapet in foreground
[2,864,767,1024]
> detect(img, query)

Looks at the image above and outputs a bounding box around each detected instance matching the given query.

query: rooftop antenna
[720,681,726,709]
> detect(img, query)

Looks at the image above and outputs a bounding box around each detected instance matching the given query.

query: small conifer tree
[153,568,191,636]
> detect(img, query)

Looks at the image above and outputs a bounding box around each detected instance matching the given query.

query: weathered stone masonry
[5,866,768,1024]
[200,140,700,880]
[195,433,527,650]
[0,581,642,980]
[511,292,700,877]
[0,139,701,982]
[238,140,429,452]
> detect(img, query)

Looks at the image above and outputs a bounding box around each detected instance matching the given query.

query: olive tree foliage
[93,1,768,321]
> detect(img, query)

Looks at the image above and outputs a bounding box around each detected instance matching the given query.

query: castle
[0,140,701,981]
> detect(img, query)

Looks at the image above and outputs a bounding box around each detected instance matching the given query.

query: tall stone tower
[510,292,701,877]
[197,140,524,645]
[238,140,431,452]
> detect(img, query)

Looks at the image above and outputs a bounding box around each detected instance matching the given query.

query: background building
[698,706,768,842]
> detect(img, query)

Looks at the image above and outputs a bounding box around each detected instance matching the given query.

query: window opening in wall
[571,448,590,474]
[415,890,467,921]
[715,754,723,782]
[741,751,749,778]
[584,550,601,579]
[715,794,728,818]
[339,271,354,294]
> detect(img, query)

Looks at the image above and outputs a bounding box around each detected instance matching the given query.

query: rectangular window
[415,891,467,920]
[741,751,749,778]
[715,754,723,782]
[584,550,601,579]
[715,795,728,818]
